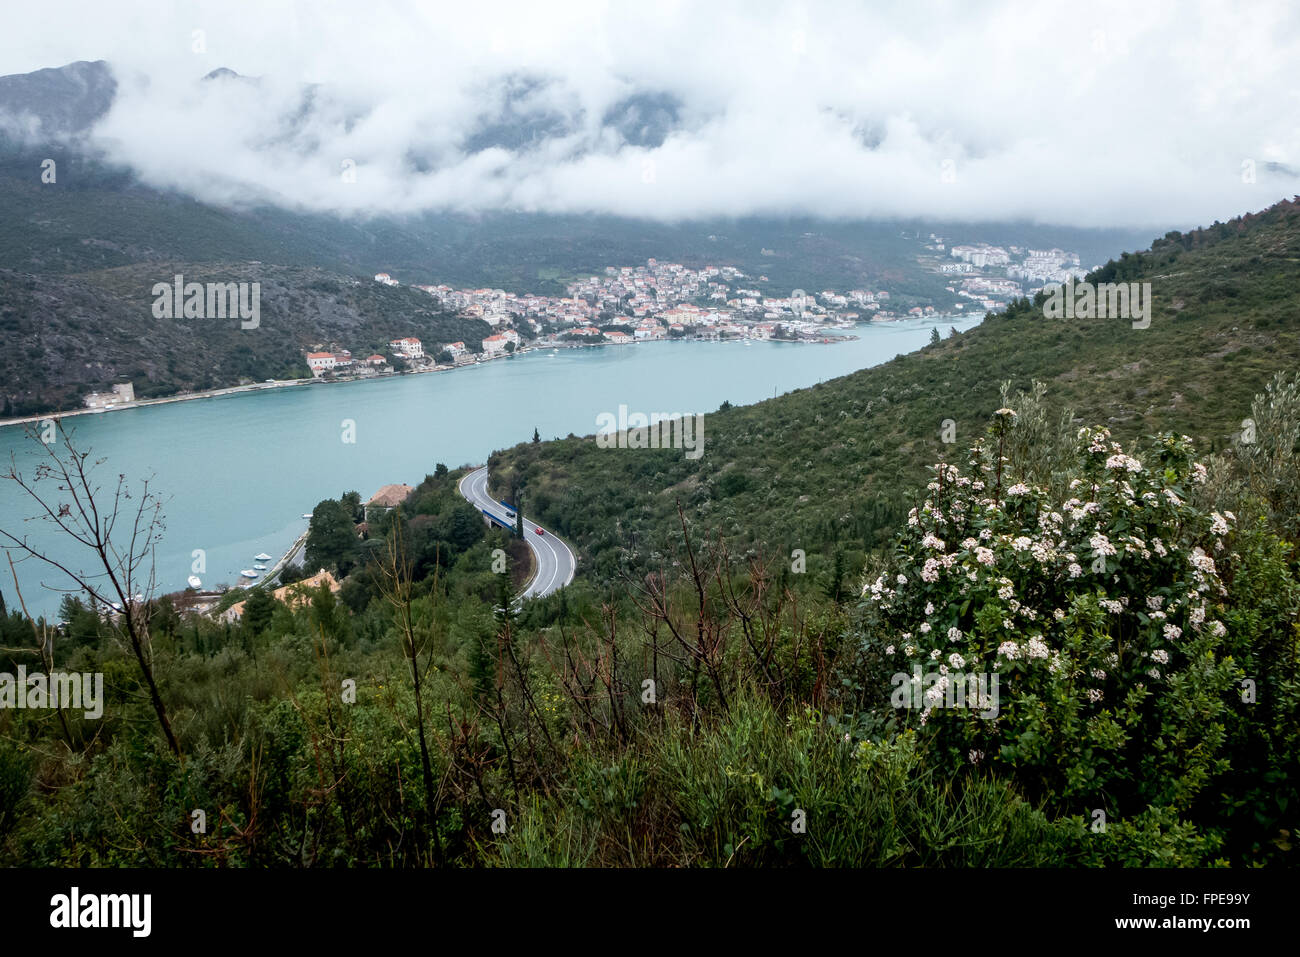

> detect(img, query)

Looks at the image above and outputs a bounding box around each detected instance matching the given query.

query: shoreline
[0,376,322,430]
[0,316,964,431]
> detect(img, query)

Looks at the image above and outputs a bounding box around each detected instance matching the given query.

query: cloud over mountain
[2,0,1298,227]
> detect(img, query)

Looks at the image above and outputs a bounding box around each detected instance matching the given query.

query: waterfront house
[219,569,341,623]
[364,483,415,522]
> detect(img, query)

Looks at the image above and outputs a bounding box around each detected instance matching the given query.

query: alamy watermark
[890,666,1000,719]
[1042,276,1151,329]
[595,404,705,459]
[0,666,104,719]
[50,887,150,937]
[151,273,260,329]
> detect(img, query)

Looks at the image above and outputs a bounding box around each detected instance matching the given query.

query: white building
[389,337,424,358]
[306,352,337,376]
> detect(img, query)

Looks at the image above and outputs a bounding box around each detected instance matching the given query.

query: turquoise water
[0,317,980,616]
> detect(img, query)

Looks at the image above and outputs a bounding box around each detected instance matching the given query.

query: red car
[535,527,544,535]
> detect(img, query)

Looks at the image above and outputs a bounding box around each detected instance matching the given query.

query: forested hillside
[0,263,490,415]
[491,198,1300,587]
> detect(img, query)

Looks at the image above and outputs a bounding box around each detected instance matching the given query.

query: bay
[0,316,981,617]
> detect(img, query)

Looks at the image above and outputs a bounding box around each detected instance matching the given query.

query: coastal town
[304,260,919,380]
[918,233,1095,311]
[306,242,1093,381]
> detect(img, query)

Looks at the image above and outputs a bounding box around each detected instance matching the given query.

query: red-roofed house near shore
[364,483,415,522]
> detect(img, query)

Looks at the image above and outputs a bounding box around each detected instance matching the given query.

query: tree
[340,490,363,523]
[433,463,448,479]
[929,327,941,345]
[376,519,443,862]
[305,499,359,575]
[532,428,540,444]
[242,587,277,637]
[821,548,846,603]
[0,421,180,755]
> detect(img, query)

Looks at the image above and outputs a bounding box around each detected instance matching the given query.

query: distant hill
[489,198,1300,583]
[0,263,491,415]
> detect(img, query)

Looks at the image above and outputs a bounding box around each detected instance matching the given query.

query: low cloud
[7,0,1300,227]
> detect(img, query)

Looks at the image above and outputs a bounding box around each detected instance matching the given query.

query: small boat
[253,563,267,571]
[239,569,258,579]
[187,575,203,589]
[254,552,272,561]
[302,513,312,519]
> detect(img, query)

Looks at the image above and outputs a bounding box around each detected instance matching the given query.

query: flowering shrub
[861,412,1244,819]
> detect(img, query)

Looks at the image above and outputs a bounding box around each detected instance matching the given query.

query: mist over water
[0,317,979,616]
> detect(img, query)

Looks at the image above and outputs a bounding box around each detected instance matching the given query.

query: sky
[2,0,1298,228]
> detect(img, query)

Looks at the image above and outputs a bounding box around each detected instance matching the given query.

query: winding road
[458,466,576,599]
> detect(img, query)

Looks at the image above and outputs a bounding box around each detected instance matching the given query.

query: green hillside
[490,198,1300,583]
[0,262,491,415]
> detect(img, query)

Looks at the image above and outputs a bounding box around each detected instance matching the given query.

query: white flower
[919,622,932,634]
[997,640,1021,660]
[1191,462,1208,484]
[1086,688,1103,703]
[1025,635,1049,659]
[1209,621,1226,638]
[948,652,966,669]
[947,626,963,643]
[1067,562,1083,579]
[1163,623,1182,641]
[1011,536,1033,552]
[1150,649,1170,664]
[885,644,896,655]
[975,547,995,566]
[1210,512,1231,536]
[1006,483,1030,497]
[1089,532,1117,557]
[1189,547,1217,577]
[968,749,984,764]
[924,601,935,616]
[1105,453,1142,472]
[930,648,941,659]
[924,676,950,706]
